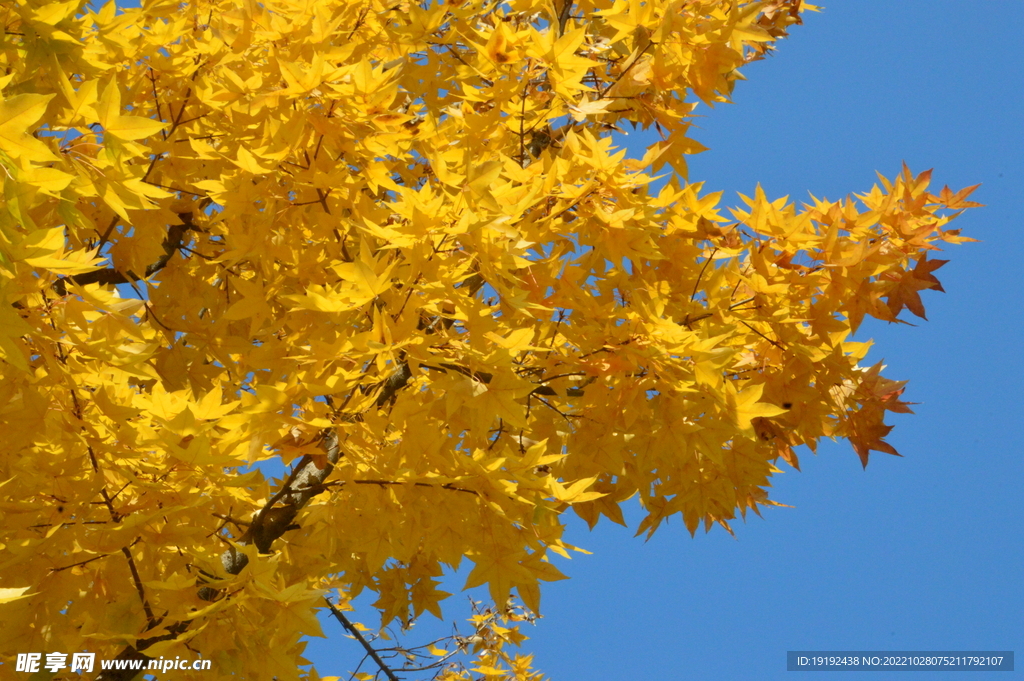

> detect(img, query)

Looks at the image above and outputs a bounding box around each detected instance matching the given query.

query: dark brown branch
[122,545,157,627]
[94,215,120,251]
[347,7,370,41]
[30,520,109,529]
[518,80,529,166]
[49,552,114,573]
[547,187,597,223]
[230,431,344,568]
[52,214,199,297]
[95,621,191,681]
[142,181,207,197]
[690,247,718,302]
[555,0,573,35]
[98,433,343,680]
[681,312,713,329]
[324,596,401,681]
[375,362,413,409]
[351,479,478,496]
[532,395,576,423]
[598,37,656,99]
[146,68,162,113]
[739,319,784,349]
[419,363,575,397]
[211,513,250,529]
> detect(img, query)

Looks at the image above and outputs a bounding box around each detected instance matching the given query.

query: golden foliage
[0,0,975,678]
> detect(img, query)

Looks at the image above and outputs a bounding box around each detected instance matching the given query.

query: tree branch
[98,432,343,680]
[555,0,573,35]
[225,431,344,569]
[324,597,401,681]
[52,213,200,297]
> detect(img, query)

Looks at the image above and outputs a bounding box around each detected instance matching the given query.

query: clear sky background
[305,2,1024,680]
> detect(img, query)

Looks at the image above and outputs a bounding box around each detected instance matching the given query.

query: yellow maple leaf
[724,382,788,433]
[0,93,58,161]
[97,79,168,141]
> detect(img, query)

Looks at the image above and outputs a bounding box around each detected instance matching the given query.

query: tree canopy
[0,0,977,679]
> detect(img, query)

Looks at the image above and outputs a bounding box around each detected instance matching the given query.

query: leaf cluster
[0,0,976,679]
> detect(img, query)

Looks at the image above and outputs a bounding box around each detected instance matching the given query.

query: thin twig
[325,597,401,681]
[739,320,784,349]
[351,479,478,496]
[690,247,718,302]
[598,38,656,98]
[49,552,115,573]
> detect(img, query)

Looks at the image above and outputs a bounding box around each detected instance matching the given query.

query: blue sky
[305,2,1024,679]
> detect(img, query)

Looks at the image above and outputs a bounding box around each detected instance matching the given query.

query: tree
[0,0,978,679]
